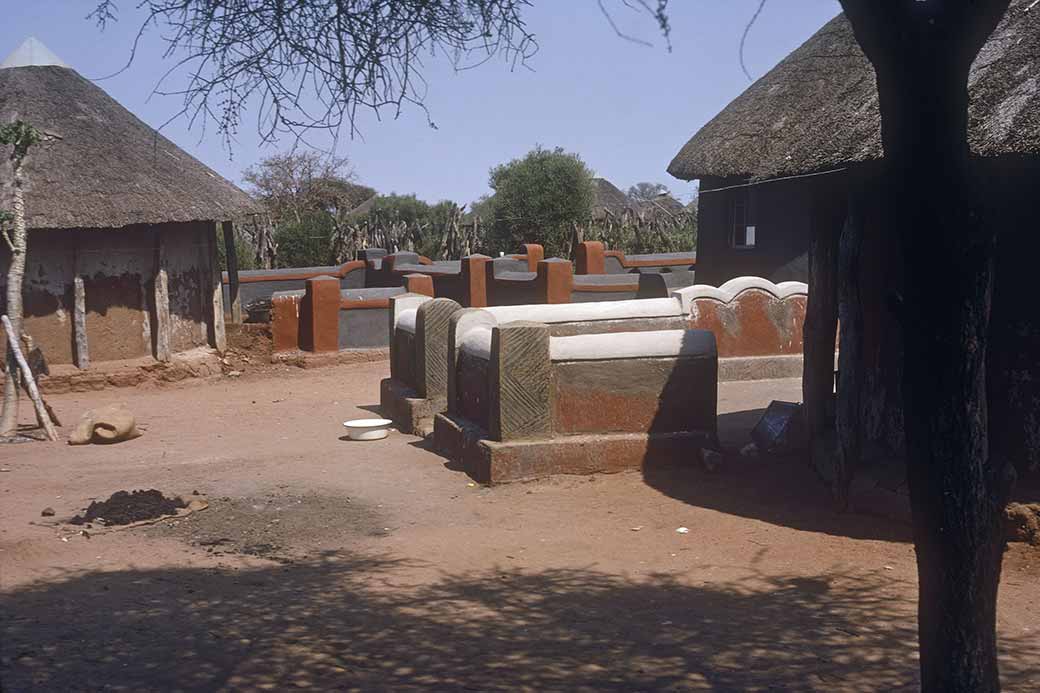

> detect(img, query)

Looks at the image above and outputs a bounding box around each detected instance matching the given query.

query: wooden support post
[207,223,227,353]
[803,178,844,487]
[1,315,57,441]
[222,220,242,323]
[153,231,172,362]
[72,239,90,369]
[835,187,865,510]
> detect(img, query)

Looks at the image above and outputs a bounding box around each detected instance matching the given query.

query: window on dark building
[731,187,756,249]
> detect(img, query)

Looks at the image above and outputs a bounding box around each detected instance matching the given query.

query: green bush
[274,212,337,268]
[487,146,595,257]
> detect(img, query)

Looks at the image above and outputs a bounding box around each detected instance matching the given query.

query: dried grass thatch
[591,178,632,220]
[668,0,1040,181]
[0,65,259,230]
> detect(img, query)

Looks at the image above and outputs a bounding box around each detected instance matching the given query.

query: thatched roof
[592,178,630,219]
[668,0,1040,181]
[640,193,686,217]
[0,51,259,230]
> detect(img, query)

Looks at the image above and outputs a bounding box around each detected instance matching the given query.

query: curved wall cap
[671,276,808,313]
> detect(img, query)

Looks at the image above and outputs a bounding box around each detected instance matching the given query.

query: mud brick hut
[0,39,259,368]
[667,3,1040,480]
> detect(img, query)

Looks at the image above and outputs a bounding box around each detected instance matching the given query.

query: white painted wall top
[1,37,69,69]
[486,297,682,324]
[550,329,716,362]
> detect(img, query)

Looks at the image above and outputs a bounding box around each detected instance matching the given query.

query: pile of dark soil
[70,490,186,526]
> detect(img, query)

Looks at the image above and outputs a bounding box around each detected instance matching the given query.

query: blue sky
[4,1,840,206]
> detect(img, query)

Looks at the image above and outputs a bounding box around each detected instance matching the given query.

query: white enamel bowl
[343,418,393,441]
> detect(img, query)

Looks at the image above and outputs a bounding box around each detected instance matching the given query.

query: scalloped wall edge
[671,277,808,313]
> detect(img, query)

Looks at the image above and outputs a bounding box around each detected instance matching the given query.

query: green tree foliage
[244,151,375,268]
[626,182,671,204]
[274,212,338,268]
[216,229,259,272]
[487,147,595,257]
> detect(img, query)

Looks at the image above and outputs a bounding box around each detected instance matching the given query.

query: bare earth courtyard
[1,362,1037,691]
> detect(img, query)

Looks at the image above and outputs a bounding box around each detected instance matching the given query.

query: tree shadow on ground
[2,553,1037,691]
[644,408,913,543]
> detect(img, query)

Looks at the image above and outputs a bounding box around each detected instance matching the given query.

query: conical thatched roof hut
[667,0,1040,182]
[0,48,258,228]
[0,39,260,370]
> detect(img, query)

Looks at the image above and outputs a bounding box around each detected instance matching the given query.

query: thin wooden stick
[1,314,57,441]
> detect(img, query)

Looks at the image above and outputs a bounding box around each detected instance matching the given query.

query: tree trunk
[0,165,27,437]
[878,45,1009,693]
[838,3,1015,689]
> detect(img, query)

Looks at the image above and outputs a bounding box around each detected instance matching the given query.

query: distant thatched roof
[668,0,1040,181]
[640,193,685,217]
[0,62,260,230]
[592,178,630,219]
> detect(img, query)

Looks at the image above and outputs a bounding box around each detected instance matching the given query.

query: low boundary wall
[575,241,697,275]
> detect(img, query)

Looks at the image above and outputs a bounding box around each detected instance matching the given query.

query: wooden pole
[222,220,242,323]
[1,315,57,441]
[207,223,227,353]
[153,230,172,362]
[835,185,865,510]
[72,238,90,369]
[803,177,844,488]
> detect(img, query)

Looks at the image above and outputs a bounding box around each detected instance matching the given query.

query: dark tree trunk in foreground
[839,2,1014,691]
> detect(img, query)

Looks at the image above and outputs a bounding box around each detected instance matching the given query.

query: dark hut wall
[695,176,814,287]
[0,222,215,365]
[832,160,1039,478]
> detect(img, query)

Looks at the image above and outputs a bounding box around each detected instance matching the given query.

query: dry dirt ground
[1,362,1037,692]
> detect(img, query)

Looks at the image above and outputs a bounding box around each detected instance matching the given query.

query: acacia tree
[91,1,1019,690]
[626,182,671,204]
[0,121,42,438]
[243,151,374,266]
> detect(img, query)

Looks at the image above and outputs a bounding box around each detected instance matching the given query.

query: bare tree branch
[91,1,540,147]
